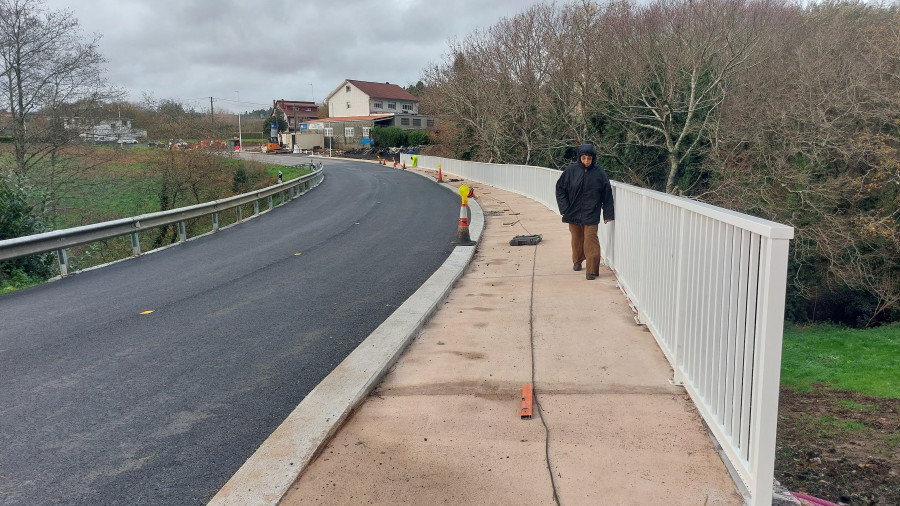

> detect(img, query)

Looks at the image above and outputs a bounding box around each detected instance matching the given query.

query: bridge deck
[282,173,742,505]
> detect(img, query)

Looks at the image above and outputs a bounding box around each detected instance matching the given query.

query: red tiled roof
[275,99,317,113]
[347,80,419,102]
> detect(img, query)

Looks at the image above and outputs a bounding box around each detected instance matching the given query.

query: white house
[326,80,419,118]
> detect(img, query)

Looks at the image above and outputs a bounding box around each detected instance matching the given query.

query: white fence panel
[403,153,794,506]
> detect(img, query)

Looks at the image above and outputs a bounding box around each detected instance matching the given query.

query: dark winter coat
[555,144,615,225]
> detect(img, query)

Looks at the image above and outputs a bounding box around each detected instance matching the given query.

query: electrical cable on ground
[484,187,561,506]
[527,238,561,506]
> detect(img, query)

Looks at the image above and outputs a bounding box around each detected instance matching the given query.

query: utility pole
[210,96,215,139]
[235,91,242,151]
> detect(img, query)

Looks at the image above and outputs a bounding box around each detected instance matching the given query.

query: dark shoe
[586,274,597,280]
[573,263,582,271]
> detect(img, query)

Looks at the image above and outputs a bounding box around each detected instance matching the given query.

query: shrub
[372,127,407,148]
[0,172,54,284]
[407,130,432,146]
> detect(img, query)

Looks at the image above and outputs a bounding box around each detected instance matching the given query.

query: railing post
[748,237,790,506]
[268,195,273,210]
[56,248,68,277]
[178,221,186,242]
[254,200,260,216]
[131,232,141,255]
[670,207,688,385]
[212,212,219,231]
[236,205,243,222]
[635,190,650,324]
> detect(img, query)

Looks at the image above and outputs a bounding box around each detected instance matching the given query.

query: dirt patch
[776,387,900,505]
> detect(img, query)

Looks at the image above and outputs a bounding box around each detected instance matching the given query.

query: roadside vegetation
[778,324,900,504]
[0,142,306,288]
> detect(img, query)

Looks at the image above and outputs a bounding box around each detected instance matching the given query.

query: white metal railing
[403,153,794,506]
[0,164,324,276]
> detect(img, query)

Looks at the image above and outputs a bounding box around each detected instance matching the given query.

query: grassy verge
[1,147,314,278]
[776,324,900,504]
[781,323,900,398]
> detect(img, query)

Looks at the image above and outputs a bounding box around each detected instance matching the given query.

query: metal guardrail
[402,153,794,506]
[0,163,324,276]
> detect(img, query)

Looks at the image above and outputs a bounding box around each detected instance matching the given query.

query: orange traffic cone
[437,164,443,183]
[402,161,406,169]
[452,188,476,246]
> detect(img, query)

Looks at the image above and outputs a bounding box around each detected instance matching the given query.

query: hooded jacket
[555,144,615,225]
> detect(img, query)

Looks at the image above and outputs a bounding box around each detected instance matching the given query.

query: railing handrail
[612,181,794,240]
[0,164,323,264]
[402,153,793,506]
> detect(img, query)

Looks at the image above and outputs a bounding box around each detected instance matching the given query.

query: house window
[374,102,382,109]
[346,102,351,108]
[402,104,413,111]
[324,127,333,136]
[401,117,410,126]
[362,127,371,138]
[413,118,421,127]
[305,108,311,111]
[387,103,396,109]
[427,119,435,127]
[346,85,351,92]
[345,127,354,137]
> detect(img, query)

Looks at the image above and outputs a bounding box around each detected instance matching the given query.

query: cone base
[452,226,476,246]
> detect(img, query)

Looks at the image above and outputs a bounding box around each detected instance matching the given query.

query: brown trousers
[569,224,601,275]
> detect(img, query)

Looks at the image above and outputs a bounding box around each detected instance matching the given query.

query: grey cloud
[42,0,546,108]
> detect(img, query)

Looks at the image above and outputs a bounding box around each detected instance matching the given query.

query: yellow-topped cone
[452,185,476,246]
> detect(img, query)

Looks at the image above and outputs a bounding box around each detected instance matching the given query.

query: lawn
[781,323,900,398]
[776,324,900,504]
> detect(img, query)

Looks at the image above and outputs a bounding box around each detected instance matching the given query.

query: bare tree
[597,0,773,193]
[705,1,900,325]
[0,0,106,175]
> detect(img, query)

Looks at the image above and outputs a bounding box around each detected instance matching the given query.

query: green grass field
[781,323,900,398]
[57,152,309,227]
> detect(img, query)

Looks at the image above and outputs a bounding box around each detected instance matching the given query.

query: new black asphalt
[0,159,458,505]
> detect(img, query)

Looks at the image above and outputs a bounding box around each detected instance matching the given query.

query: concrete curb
[208,175,483,506]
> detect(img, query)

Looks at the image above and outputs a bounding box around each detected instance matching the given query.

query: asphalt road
[0,159,459,505]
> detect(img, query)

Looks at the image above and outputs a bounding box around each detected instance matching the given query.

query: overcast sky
[40,0,544,114]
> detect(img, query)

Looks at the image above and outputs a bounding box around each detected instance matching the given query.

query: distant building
[273,100,318,132]
[326,79,420,118]
[63,117,146,142]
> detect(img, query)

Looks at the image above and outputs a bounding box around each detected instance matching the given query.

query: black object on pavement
[509,234,542,246]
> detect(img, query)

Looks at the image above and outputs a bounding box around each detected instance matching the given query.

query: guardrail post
[212,212,219,231]
[56,248,69,277]
[280,191,286,205]
[236,205,243,222]
[254,200,260,216]
[131,233,141,255]
[178,221,186,242]
[268,195,273,210]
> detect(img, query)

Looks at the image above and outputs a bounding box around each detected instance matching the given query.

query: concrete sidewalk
[277,169,743,505]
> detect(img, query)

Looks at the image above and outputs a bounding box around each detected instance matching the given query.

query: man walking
[555,144,615,280]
